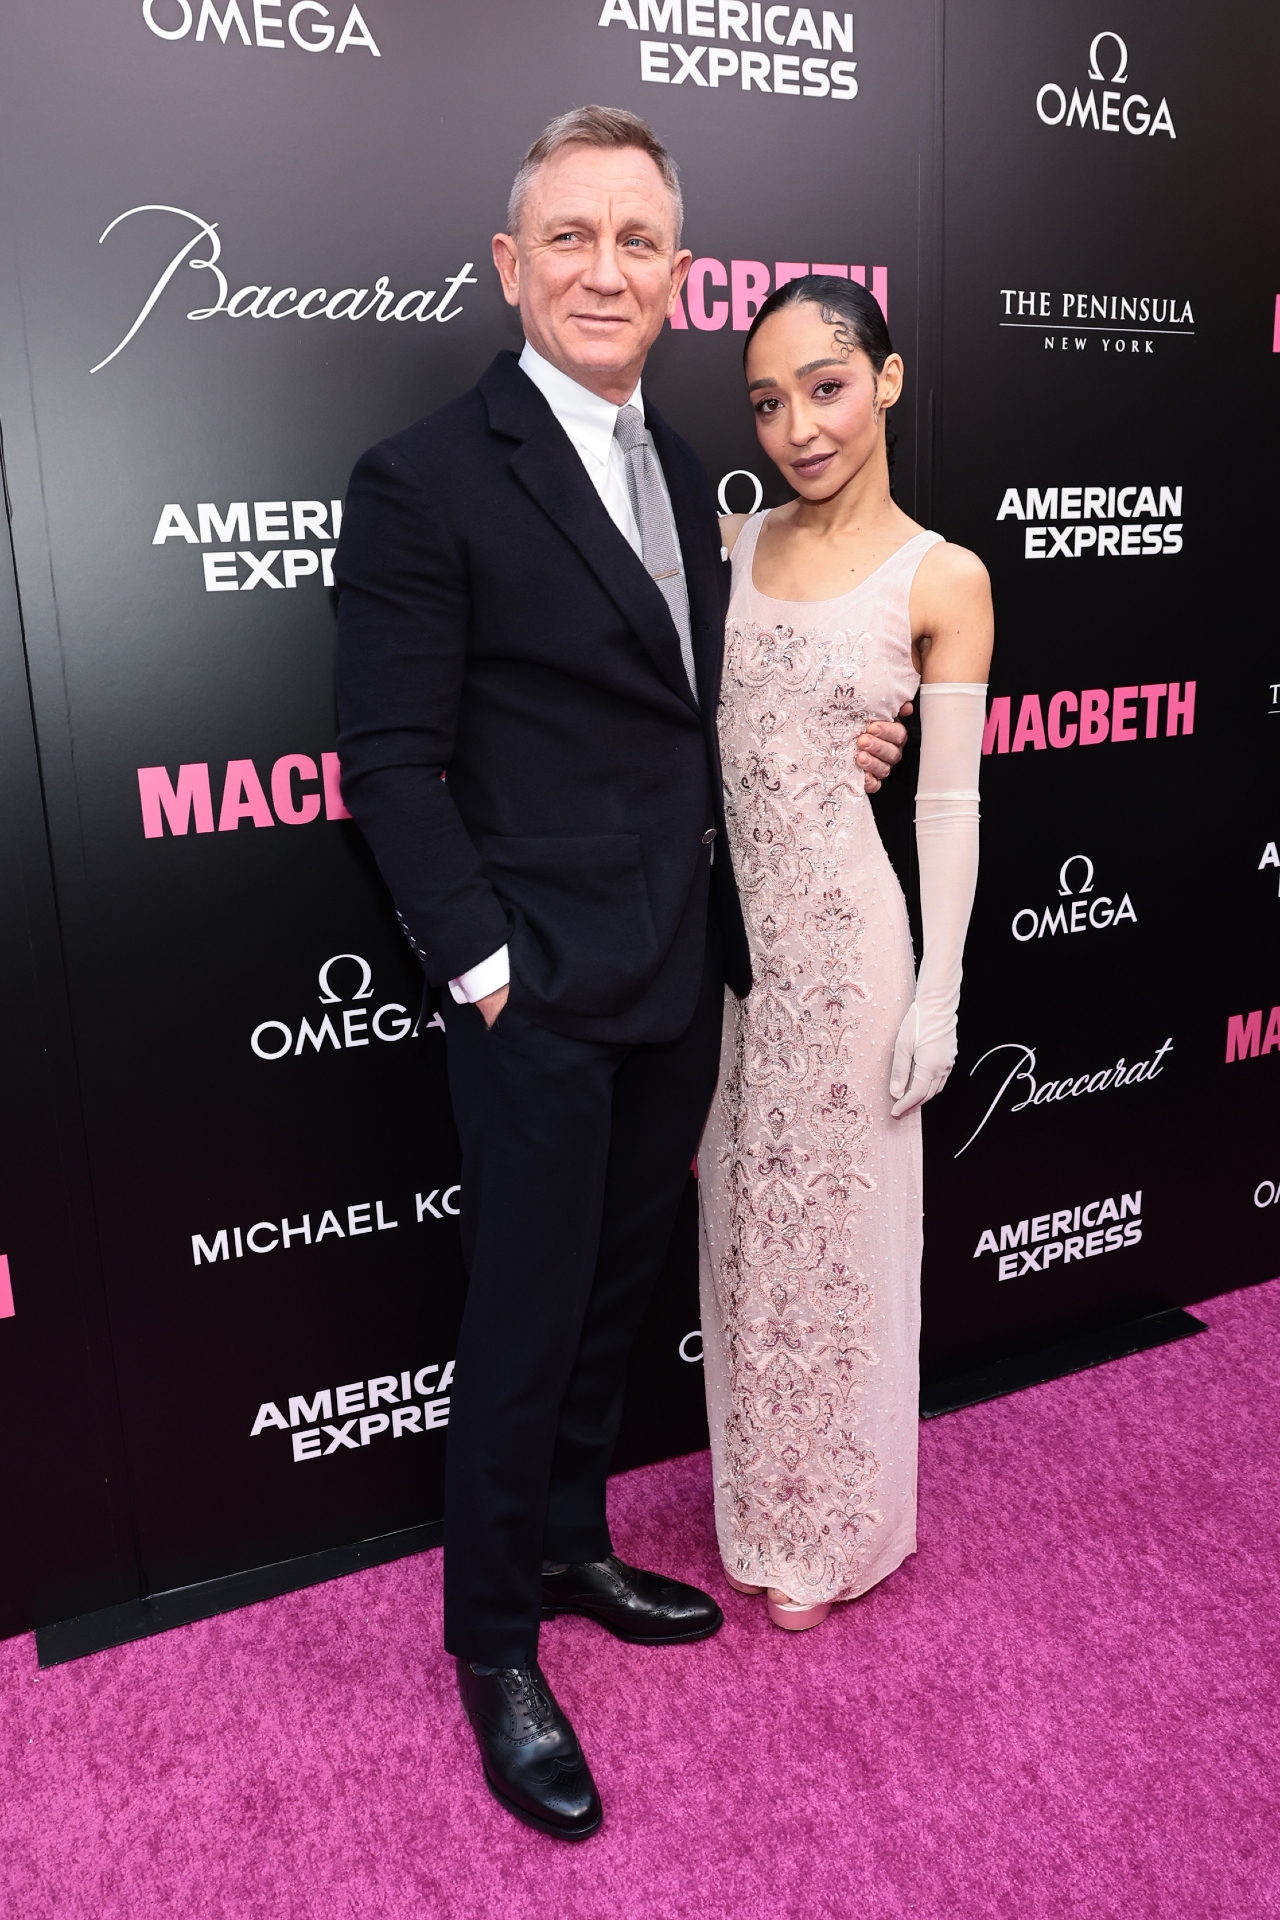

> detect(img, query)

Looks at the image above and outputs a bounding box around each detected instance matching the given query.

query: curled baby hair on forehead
[742,272,894,370]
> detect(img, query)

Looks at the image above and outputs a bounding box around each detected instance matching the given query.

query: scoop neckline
[746,517,936,606]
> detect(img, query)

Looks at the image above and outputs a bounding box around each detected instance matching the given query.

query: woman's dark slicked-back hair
[743,272,894,369]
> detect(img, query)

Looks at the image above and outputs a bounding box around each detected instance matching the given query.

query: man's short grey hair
[506,106,684,245]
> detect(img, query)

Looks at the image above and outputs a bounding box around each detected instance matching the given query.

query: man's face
[492,143,692,402]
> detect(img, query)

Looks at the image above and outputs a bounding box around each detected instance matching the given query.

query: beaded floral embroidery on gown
[698,513,942,1607]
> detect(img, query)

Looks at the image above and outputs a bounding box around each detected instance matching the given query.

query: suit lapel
[479,354,697,710]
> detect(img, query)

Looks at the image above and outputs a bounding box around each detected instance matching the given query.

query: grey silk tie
[613,403,698,703]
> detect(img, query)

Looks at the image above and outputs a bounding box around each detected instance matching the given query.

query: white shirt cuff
[448,946,509,1005]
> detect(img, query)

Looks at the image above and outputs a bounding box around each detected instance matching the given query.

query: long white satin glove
[890,683,986,1118]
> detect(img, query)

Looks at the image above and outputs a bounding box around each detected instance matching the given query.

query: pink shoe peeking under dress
[766,1590,831,1632]
[724,1571,766,1596]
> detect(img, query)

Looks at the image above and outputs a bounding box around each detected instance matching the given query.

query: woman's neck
[788,451,898,539]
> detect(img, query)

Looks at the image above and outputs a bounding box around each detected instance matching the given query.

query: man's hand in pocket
[478,985,509,1029]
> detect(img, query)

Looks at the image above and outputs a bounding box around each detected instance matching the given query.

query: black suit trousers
[442,909,726,1666]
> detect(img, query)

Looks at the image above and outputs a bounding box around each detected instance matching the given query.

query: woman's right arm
[887,539,989,1115]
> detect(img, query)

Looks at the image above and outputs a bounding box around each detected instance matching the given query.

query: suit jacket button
[702,828,717,844]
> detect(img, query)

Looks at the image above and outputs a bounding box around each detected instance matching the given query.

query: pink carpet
[3,1281,1278,1919]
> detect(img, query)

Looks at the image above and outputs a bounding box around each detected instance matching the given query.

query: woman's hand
[889,1002,955,1117]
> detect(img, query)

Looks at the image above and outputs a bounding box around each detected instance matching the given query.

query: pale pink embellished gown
[698,513,942,1607]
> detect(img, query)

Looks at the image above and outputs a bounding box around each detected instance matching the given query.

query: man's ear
[492,232,520,309]
[666,248,693,319]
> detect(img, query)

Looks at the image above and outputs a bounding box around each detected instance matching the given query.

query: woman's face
[744,300,902,501]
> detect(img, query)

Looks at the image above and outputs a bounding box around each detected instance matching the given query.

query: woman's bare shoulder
[911,539,994,679]
[717,512,751,554]
[915,538,991,599]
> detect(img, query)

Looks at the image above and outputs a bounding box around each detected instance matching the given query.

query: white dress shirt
[448,340,687,1007]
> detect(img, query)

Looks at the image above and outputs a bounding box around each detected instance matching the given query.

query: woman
[698,275,993,1631]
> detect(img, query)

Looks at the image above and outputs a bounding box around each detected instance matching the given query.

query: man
[335,106,905,1840]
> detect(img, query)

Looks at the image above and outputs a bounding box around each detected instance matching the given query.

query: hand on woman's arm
[858,707,911,792]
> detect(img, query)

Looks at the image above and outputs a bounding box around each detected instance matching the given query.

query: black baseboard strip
[34,1312,1208,1660]
[919,1307,1208,1420]
[35,1518,444,1668]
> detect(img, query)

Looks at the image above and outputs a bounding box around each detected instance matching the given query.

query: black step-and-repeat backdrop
[0,0,1273,1636]
[920,1,1278,1378]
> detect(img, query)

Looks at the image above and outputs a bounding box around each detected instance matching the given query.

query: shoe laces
[507,1665,552,1727]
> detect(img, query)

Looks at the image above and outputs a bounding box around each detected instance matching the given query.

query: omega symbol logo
[717,470,764,516]
[1087,32,1128,82]
[1057,854,1094,895]
[317,952,372,1003]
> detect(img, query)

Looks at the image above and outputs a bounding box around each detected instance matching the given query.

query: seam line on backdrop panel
[0,413,151,1610]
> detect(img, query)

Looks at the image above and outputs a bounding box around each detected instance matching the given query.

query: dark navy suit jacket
[334,350,752,1043]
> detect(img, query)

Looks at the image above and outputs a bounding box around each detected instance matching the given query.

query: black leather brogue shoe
[456,1658,602,1841]
[541,1554,724,1645]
